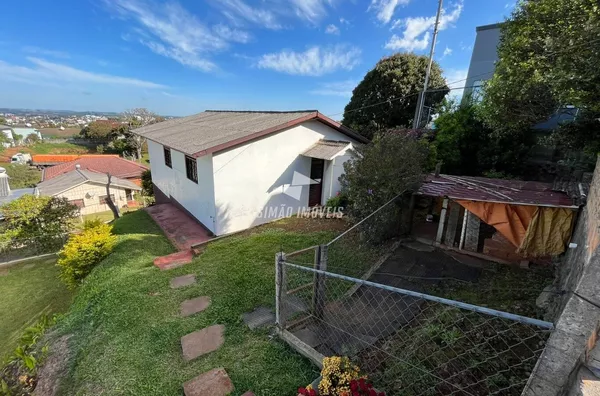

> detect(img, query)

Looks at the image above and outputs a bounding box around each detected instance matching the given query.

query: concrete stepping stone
[183,367,234,396]
[242,306,275,330]
[181,324,225,361]
[181,296,211,317]
[241,392,255,396]
[170,274,196,289]
[154,249,194,270]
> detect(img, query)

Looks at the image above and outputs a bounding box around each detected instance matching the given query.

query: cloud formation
[22,46,70,59]
[385,1,463,51]
[369,0,411,24]
[257,45,361,76]
[310,80,357,97]
[0,57,166,89]
[325,24,340,35]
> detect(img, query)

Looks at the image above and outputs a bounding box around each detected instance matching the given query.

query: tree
[24,133,40,145]
[342,53,449,139]
[141,169,153,197]
[80,120,120,140]
[0,117,6,124]
[3,163,41,188]
[0,195,78,253]
[105,173,120,220]
[480,0,600,134]
[434,98,535,177]
[121,108,163,160]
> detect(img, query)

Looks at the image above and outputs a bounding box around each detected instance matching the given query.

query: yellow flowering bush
[57,221,117,289]
[318,356,361,396]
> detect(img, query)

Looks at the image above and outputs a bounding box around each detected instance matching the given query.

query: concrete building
[464,23,503,99]
[134,110,368,236]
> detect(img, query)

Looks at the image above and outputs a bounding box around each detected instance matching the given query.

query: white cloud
[385,1,463,51]
[442,46,452,57]
[339,17,350,25]
[257,45,361,76]
[104,0,247,71]
[290,0,331,24]
[325,24,340,35]
[0,57,166,89]
[369,0,411,24]
[310,80,357,97]
[22,46,70,59]
[213,0,282,29]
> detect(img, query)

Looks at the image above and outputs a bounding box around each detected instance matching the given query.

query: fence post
[275,252,286,329]
[312,244,328,320]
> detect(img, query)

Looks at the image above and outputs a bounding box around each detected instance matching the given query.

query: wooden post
[407,194,416,235]
[459,210,469,250]
[312,244,328,320]
[275,252,286,328]
[436,198,449,244]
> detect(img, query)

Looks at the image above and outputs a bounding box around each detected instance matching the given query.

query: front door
[308,158,324,207]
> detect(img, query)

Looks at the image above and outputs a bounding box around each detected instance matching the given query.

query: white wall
[212,120,359,235]
[1,129,13,148]
[54,182,131,215]
[147,140,217,233]
[321,145,353,203]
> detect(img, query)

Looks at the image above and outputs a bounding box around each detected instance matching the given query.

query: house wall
[54,182,131,215]
[464,23,502,98]
[212,120,359,236]
[1,129,14,148]
[147,140,217,233]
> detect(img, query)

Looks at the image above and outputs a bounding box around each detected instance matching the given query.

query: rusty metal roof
[417,174,578,208]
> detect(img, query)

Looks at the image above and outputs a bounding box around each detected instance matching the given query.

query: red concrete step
[154,250,194,270]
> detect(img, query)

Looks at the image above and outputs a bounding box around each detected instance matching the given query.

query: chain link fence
[0,234,69,262]
[275,197,554,396]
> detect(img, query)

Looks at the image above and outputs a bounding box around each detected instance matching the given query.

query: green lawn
[0,257,73,359]
[79,208,139,224]
[54,211,338,395]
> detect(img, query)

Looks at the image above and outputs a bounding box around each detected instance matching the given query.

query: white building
[0,125,14,148]
[134,110,368,236]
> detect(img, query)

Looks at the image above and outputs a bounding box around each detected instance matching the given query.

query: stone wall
[524,156,600,395]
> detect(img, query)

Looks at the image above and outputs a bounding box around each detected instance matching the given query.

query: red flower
[308,389,317,396]
[298,387,308,396]
[350,380,359,392]
[368,389,377,396]
[359,378,368,392]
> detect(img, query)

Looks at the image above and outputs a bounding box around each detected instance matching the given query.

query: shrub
[325,192,349,210]
[57,222,117,289]
[141,169,153,197]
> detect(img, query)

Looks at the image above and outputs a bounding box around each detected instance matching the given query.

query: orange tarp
[456,200,575,257]
[456,200,536,248]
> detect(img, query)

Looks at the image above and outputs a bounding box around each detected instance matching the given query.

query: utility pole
[412,0,444,130]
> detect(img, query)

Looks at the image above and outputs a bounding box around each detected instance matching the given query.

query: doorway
[308,158,324,207]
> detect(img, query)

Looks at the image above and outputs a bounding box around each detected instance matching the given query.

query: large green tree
[80,120,120,140]
[342,53,449,139]
[480,0,600,134]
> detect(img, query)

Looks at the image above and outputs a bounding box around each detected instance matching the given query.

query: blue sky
[0,0,515,117]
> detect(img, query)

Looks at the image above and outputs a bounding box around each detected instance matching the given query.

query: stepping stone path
[180,296,211,317]
[170,274,196,289]
[242,306,275,330]
[183,368,234,396]
[181,324,225,362]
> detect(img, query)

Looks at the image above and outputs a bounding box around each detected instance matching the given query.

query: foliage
[141,169,153,196]
[340,131,425,221]
[120,108,163,160]
[0,117,6,124]
[79,120,119,140]
[0,196,78,254]
[1,164,41,189]
[433,99,534,177]
[0,316,56,396]
[342,53,448,139]
[23,134,39,146]
[57,222,117,289]
[12,134,22,146]
[96,144,105,154]
[325,192,348,210]
[479,0,600,135]
[544,110,600,157]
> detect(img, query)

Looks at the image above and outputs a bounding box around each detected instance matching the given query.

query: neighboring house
[0,125,15,148]
[464,22,577,129]
[12,127,42,141]
[35,168,141,215]
[42,155,148,186]
[134,110,368,236]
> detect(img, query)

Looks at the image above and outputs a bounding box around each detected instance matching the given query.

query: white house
[0,125,15,148]
[134,110,368,236]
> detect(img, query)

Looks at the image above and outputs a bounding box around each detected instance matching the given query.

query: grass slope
[0,257,73,359]
[55,211,336,396]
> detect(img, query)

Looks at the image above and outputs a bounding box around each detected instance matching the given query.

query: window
[164,147,172,168]
[69,199,85,208]
[185,156,198,183]
[125,189,133,201]
[99,194,116,205]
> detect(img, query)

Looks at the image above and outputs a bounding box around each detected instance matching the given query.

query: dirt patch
[34,334,72,396]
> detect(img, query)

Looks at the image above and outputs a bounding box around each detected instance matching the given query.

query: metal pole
[412,0,444,130]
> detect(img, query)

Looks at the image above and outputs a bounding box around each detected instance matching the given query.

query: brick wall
[524,156,600,396]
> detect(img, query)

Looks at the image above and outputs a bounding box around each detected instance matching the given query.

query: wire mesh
[279,260,552,396]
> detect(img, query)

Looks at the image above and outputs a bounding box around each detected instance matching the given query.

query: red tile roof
[417,174,577,208]
[42,155,148,181]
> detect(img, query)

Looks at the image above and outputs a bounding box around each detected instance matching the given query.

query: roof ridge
[204,110,317,114]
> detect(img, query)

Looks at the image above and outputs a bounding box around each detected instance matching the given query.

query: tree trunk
[105,173,120,219]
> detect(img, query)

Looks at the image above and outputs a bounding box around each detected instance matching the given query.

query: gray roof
[302,140,351,160]
[36,169,141,196]
[133,110,367,157]
[0,188,35,207]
